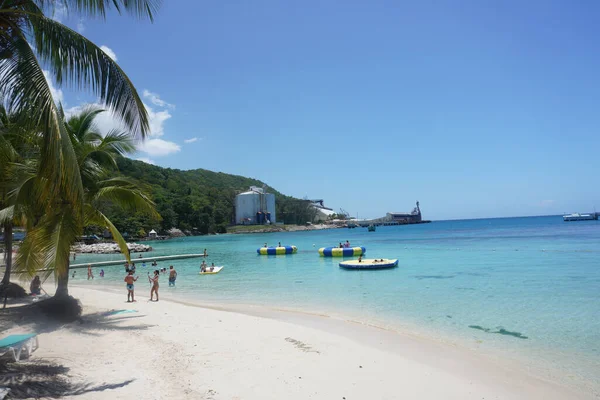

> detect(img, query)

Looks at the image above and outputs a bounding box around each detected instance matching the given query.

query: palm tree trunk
[1,223,12,285]
[55,259,70,298]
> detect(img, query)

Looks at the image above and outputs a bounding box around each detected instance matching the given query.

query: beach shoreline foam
[4,284,595,400]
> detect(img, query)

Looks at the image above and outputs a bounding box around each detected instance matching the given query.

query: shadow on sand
[0,299,154,397]
[0,360,134,398]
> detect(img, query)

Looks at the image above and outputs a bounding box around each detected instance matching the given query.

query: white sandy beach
[2,285,595,400]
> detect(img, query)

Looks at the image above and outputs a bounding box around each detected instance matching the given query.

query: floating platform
[257,246,297,255]
[69,253,206,269]
[319,246,365,257]
[339,259,398,270]
[200,266,223,275]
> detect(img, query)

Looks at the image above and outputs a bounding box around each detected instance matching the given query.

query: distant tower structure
[412,201,422,222]
[235,186,276,225]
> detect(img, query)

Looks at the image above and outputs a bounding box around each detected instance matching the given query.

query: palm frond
[97,129,136,154]
[0,206,14,225]
[0,26,83,207]
[30,13,149,138]
[93,184,159,218]
[15,204,81,279]
[84,204,130,262]
[45,0,161,21]
[65,105,104,142]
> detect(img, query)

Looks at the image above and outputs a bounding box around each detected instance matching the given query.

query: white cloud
[143,90,175,109]
[65,102,172,139]
[77,19,85,33]
[64,90,178,158]
[136,157,155,165]
[539,200,555,207]
[43,70,64,104]
[184,137,199,143]
[138,138,181,156]
[145,104,171,137]
[100,45,117,61]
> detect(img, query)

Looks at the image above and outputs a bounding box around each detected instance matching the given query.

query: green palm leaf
[84,204,130,261]
[45,0,161,21]
[0,27,84,207]
[30,12,149,138]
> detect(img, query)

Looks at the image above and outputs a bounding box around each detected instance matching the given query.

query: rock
[168,228,186,237]
[71,242,152,254]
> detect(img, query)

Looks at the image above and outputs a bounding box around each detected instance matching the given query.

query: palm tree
[0,1,159,298]
[1,0,159,201]
[0,106,19,287]
[0,103,40,291]
[16,107,159,298]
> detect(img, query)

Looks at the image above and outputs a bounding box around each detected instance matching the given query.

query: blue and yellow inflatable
[318,246,366,257]
[257,245,297,255]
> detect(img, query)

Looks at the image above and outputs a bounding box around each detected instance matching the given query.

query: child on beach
[148,270,160,301]
[124,271,138,302]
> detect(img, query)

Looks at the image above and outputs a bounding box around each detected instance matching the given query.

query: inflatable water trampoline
[339,259,398,270]
[257,246,297,255]
[319,246,365,257]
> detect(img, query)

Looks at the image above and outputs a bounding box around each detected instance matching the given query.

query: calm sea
[72,216,600,391]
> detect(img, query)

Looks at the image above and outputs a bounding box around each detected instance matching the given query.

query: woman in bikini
[148,269,160,301]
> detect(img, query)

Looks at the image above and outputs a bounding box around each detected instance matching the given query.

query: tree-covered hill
[98,158,316,236]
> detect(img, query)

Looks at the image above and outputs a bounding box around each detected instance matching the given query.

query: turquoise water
[72,216,600,389]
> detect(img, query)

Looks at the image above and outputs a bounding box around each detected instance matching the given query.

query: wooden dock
[69,253,206,269]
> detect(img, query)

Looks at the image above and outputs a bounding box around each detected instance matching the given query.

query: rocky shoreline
[72,242,152,254]
[229,223,342,235]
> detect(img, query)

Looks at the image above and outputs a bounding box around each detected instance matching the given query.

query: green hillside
[97,158,316,236]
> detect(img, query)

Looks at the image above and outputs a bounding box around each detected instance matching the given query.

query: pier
[70,253,206,269]
[3,253,207,272]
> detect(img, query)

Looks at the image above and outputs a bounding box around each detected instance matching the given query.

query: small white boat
[199,266,224,275]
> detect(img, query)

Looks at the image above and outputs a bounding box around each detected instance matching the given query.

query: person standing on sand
[30,276,41,295]
[148,270,160,301]
[168,265,177,287]
[124,271,138,302]
[87,264,94,280]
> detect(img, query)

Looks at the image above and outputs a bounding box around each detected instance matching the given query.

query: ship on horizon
[563,212,598,222]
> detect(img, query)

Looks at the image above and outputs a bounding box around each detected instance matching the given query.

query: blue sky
[53,1,600,220]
